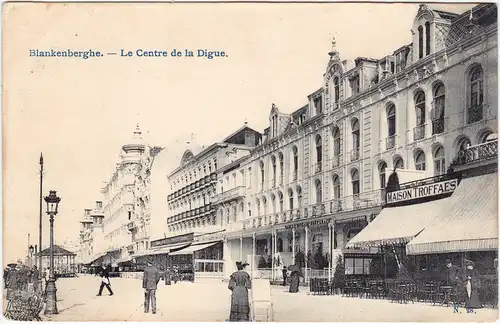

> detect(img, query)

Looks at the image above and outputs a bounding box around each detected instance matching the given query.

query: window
[333,77,340,104]
[278,153,284,183]
[315,179,322,204]
[263,197,268,215]
[425,22,431,56]
[351,169,360,195]
[394,156,404,169]
[479,131,495,143]
[379,162,387,188]
[352,118,360,155]
[414,91,426,140]
[271,156,277,186]
[278,191,284,212]
[351,76,360,95]
[432,83,445,134]
[256,199,261,216]
[271,194,276,213]
[468,66,484,124]
[418,25,424,59]
[332,126,341,156]
[314,96,323,115]
[297,186,303,208]
[288,189,294,210]
[332,175,341,199]
[312,234,323,255]
[434,146,446,175]
[415,150,426,171]
[315,135,322,172]
[260,161,265,190]
[387,104,396,137]
[345,257,372,275]
[248,203,252,218]
[292,146,299,179]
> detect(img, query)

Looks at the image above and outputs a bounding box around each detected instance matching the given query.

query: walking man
[96,265,114,296]
[143,261,160,314]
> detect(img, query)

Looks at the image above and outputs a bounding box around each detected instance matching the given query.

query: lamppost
[28,245,34,267]
[44,190,61,315]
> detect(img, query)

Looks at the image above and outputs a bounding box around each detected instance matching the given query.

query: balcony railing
[230,189,385,232]
[331,155,341,168]
[386,135,396,150]
[413,124,426,141]
[467,105,483,124]
[313,162,322,174]
[432,118,445,135]
[349,149,360,162]
[454,139,498,166]
[211,186,246,204]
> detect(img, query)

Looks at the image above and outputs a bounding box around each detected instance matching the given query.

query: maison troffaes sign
[386,178,458,204]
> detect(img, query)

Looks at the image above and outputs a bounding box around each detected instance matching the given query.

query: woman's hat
[241,261,249,267]
[465,259,475,267]
[235,261,242,267]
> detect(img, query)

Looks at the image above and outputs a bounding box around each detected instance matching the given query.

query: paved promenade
[40,275,498,322]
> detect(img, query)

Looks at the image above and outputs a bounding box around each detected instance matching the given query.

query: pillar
[328,222,333,280]
[239,236,243,261]
[252,233,256,279]
[305,226,309,284]
[223,238,230,279]
[292,229,296,265]
[271,229,275,281]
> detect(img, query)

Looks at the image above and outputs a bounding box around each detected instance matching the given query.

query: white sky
[3,2,475,263]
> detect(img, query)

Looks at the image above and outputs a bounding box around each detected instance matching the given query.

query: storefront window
[345,257,373,275]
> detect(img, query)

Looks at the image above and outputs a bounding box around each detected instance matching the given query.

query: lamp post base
[44,279,58,315]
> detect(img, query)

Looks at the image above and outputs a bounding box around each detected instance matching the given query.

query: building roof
[36,245,76,257]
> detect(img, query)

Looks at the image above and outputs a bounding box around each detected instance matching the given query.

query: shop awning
[407,173,498,255]
[132,243,191,258]
[169,242,218,256]
[345,198,448,249]
[88,252,107,265]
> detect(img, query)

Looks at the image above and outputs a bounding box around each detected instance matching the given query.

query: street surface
[40,275,498,322]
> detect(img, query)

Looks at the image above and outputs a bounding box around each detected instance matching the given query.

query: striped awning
[169,242,218,256]
[345,198,448,249]
[132,243,191,258]
[407,173,498,255]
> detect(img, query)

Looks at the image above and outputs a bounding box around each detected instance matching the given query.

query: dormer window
[333,77,340,104]
[314,96,323,115]
[425,22,431,56]
[418,25,424,59]
[350,75,360,95]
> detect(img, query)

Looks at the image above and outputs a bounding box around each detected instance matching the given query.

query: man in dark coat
[282,266,288,286]
[143,261,160,314]
[445,259,462,304]
[96,265,114,296]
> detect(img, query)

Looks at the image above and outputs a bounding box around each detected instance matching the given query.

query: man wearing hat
[445,259,462,304]
[143,260,160,314]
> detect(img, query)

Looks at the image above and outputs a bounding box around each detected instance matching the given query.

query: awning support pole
[252,232,256,279]
[292,229,296,265]
[305,226,309,284]
[271,229,275,282]
[328,222,332,281]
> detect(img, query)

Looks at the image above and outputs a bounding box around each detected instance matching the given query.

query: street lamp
[44,190,61,315]
[28,245,34,267]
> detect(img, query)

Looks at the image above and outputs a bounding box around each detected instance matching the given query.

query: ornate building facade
[223,3,497,281]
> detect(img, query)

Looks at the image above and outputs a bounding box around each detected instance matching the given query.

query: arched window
[432,83,445,134]
[315,135,322,172]
[247,202,252,218]
[418,25,424,59]
[351,119,360,161]
[278,191,284,212]
[387,104,396,150]
[479,131,495,143]
[458,137,471,152]
[434,146,445,176]
[332,126,341,155]
[271,156,277,186]
[333,77,340,103]
[415,150,426,171]
[260,161,265,190]
[297,186,303,208]
[256,199,261,216]
[271,194,276,213]
[292,146,299,180]
[315,179,322,204]
[468,65,484,124]
[288,189,294,210]
[425,22,431,56]
[394,156,404,169]
[414,91,426,140]
[263,197,268,215]
[332,174,341,199]
[351,169,360,196]
[278,152,284,184]
[379,161,387,188]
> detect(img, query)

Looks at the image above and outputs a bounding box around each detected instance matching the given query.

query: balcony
[313,162,322,174]
[349,149,360,162]
[467,105,483,124]
[413,124,426,141]
[126,221,137,232]
[331,155,341,168]
[431,118,445,135]
[386,135,396,150]
[211,186,246,205]
[454,139,498,166]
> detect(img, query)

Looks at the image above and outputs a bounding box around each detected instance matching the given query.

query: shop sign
[194,231,225,243]
[285,218,330,230]
[386,179,458,204]
[151,233,194,248]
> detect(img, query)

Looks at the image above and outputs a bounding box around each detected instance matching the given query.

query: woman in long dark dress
[289,270,300,293]
[228,261,252,322]
[463,260,482,309]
